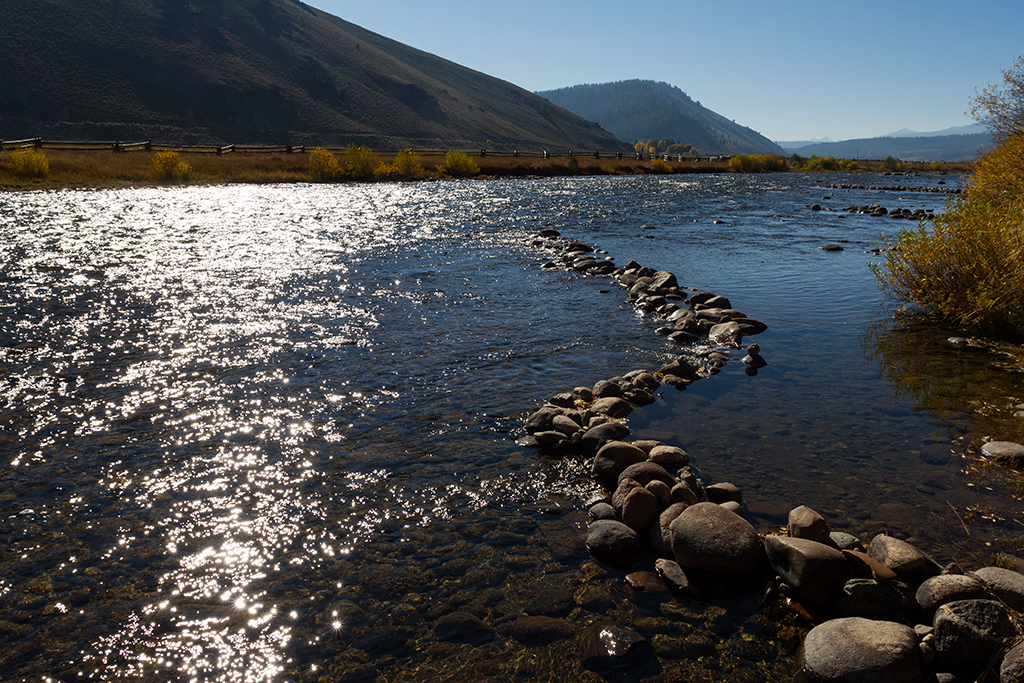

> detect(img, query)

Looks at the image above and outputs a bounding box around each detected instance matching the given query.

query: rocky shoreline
[520,228,1024,682]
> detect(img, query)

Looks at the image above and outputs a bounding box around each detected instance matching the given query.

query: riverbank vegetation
[873,58,1024,339]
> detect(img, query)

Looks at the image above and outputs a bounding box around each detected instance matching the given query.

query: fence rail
[1,137,727,162]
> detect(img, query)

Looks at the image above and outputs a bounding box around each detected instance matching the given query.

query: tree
[970,54,1024,142]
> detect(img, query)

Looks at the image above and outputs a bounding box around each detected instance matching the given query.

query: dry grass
[0,148,972,190]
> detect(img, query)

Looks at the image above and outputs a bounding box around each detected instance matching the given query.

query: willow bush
[7,148,50,178]
[872,133,1024,338]
[728,154,788,173]
[344,145,380,180]
[309,147,342,181]
[152,150,191,181]
[443,150,479,177]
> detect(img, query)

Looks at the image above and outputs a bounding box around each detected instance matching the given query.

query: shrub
[152,150,191,181]
[344,145,380,180]
[309,147,342,181]
[728,154,788,173]
[391,148,424,179]
[968,131,1024,207]
[444,149,479,177]
[649,158,671,174]
[7,148,50,178]
[805,155,856,171]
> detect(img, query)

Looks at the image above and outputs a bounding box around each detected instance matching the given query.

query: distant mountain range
[780,133,991,162]
[0,0,627,151]
[538,80,786,156]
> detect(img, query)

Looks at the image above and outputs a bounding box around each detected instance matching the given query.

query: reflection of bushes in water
[862,313,1024,440]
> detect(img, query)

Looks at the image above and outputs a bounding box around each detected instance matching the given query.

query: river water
[1,174,1021,682]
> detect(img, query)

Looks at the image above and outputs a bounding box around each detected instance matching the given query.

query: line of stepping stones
[520,228,1024,682]
[825,183,961,194]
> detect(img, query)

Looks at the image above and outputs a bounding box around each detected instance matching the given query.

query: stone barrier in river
[520,228,1024,682]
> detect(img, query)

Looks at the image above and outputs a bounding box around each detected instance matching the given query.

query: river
[1,173,1021,682]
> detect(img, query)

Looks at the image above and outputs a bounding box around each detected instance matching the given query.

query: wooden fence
[0,137,726,162]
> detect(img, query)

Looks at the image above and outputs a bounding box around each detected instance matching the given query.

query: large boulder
[669,502,763,573]
[525,406,565,434]
[800,617,921,683]
[618,461,677,488]
[649,444,690,469]
[933,599,1010,674]
[581,421,631,453]
[591,397,633,419]
[868,535,942,583]
[764,536,851,605]
[620,487,660,532]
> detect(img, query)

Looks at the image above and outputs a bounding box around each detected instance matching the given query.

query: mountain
[780,133,992,162]
[775,137,834,150]
[0,0,628,151]
[537,80,786,156]
[883,124,985,138]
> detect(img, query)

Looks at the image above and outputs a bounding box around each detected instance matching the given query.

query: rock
[916,574,988,616]
[592,378,624,398]
[591,397,633,419]
[801,617,921,683]
[645,479,672,509]
[506,616,577,646]
[581,422,631,453]
[670,482,699,505]
[580,624,657,678]
[787,505,830,543]
[837,578,915,618]
[819,244,845,251]
[621,487,660,532]
[649,445,690,469]
[719,500,743,516]
[703,295,732,309]
[1001,640,1024,683]
[573,386,595,403]
[618,461,677,488]
[592,441,648,487]
[655,558,696,594]
[670,502,763,573]
[625,571,669,593]
[525,406,564,434]
[764,536,851,605]
[972,566,1024,610]
[649,502,689,556]
[830,531,864,551]
[434,612,495,645]
[843,549,897,581]
[552,414,582,436]
[709,321,744,348]
[612,478,642,513]
[658,358,700,379]
[742,344,768,368]
[933,599,1010,674]
[980,440,1024,463]
[586,519,639,556]
[705,482,742,504]
[868,535,942,583]
[675,467,703,501]
[651,270,679,290]
[589,502,617,521]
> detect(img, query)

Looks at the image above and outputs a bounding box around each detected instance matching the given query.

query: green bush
[344,145,380,180]
[7,148,50,178]
[152,150,191,181]
[805,155,857,171]
[309,147,342,181]
[443,149,479,177]
[391,148,424,179]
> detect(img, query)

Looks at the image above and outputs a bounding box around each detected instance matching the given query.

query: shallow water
[1,174,1020,682]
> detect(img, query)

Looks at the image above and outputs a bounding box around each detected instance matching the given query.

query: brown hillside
[0,0,628,151]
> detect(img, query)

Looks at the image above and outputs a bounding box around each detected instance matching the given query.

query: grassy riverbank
[0,147,973,190]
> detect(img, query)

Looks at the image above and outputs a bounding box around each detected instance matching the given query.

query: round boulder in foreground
[669,502,763,573]
[801,617,920,683]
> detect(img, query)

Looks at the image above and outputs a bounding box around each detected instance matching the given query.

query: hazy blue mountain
[0,0,627,150]
[538,80,786,156]
[782,134,991,162]
[883,124,986,138]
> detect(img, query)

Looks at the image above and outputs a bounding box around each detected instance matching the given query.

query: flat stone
[802,617,921,683]
[837,578,915,618]
[618,461,676,488]
[843,549,898,581]
[581,421,631,453]
[655,558,697,594]
[670,502,763,573]
[591,396,633,419]
[1001,640,1024,683]
[980,440,1024,463]
[648,444,690,469]
[705,482,742,504]
[580,624,656,678]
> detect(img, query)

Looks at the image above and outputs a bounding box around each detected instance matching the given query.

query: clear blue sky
[304,0,1022,142]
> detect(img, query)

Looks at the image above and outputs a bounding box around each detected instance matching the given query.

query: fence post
[567,150,573,158]
[513,150,518,158]
[543,150,549,159]
[617,152,623,160]
[145,140,152,152]
[34,137,42,149]
[593,150,599,159]
[480,149,487,157]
